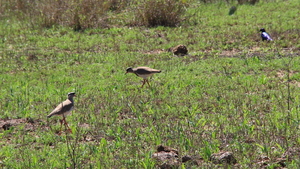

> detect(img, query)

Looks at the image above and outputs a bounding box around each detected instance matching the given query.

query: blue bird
[260,28,273,41]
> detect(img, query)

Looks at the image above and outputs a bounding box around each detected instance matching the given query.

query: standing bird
[260,28,273,41]
[47,92,76,133]
[126,67,161,88]
[228,6,237,15]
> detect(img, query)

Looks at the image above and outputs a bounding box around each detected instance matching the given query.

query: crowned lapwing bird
[260,28,273,41]
[47,92,76,133]
[126,67,161,88]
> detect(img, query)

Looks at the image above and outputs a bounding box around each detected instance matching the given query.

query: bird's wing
[149,69,161,73]
[262,32,272,40]
[48,99,73,116]
[136,67,161,74]
[135,67,152,75]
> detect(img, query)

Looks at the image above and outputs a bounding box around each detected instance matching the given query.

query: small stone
[210,151,237,164]
[2,123,12,130]
[182,155,192,162]
[152,145,180,168]
[172,45,188,56]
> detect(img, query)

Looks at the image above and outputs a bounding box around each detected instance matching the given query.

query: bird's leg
[63,118,72,133]
[141,79,146,88]
[58,118,64,135]
[146,79,151,87]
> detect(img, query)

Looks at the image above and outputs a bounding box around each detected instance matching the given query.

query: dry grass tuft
[133,0,186,27]
[237,0,259,5]
[1,0,129,30]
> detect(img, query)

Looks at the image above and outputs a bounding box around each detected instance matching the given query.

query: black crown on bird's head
[260,28,266,32]
[68,92,76,96]
[126,67,133,73]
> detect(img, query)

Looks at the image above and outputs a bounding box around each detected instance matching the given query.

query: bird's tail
[47,115,52,118]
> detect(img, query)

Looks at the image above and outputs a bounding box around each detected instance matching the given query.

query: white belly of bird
[138,74,151,79]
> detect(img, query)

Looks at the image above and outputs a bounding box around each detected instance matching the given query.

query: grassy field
[1,0,300,168]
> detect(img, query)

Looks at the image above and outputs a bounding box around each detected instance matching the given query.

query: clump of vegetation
[237,0,259,5]
[133,0,187,27]
[1,0,185,29]
[1,0,128,30]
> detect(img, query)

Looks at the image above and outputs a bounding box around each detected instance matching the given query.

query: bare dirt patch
[0,118,38,131]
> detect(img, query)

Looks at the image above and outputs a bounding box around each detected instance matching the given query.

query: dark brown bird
[47,92,76,133]
[126,67,161,88]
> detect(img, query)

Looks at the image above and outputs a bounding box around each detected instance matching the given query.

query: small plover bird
[126,67,161,88]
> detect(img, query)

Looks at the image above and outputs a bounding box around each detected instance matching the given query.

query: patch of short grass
[1,0,300,168]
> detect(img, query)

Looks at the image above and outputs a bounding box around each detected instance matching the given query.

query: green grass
[1,0,300,168]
